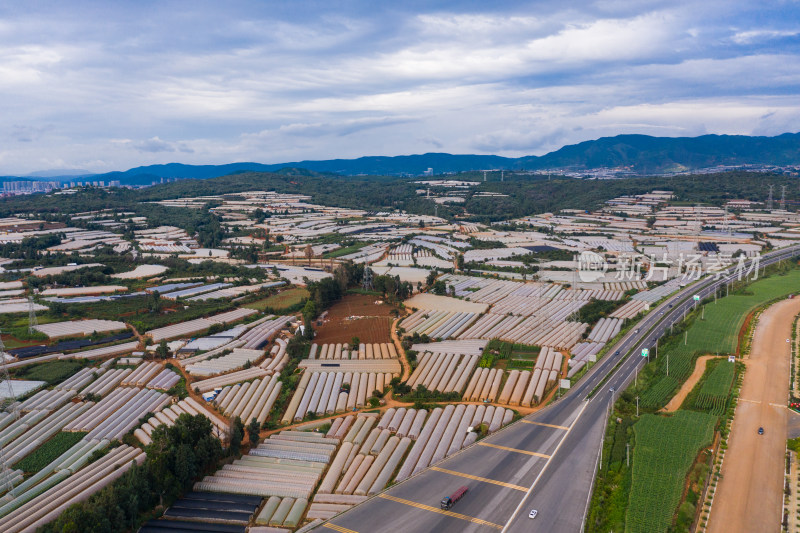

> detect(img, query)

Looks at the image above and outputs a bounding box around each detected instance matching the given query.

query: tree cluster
[40,414,223,533]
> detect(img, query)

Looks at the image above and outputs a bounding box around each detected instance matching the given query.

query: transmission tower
[362,267,373,291]
[28,295,38,334]
[723,205,732,238]
[0,332,19,497]
[767,184,774,210]
[500,170,504,182]
[483,171,487,183]
[780,185,787,211]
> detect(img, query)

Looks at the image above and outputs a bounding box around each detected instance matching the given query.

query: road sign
[641,348,649,357]
[560,379,571,390]
[693,294,700,301]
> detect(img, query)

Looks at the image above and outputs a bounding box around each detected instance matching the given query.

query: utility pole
[626,442,630,467]
[685,330,688,345]
[767,184,774,210]
[667,353,669,376]
[28,295,38,334]
[702,305,705,320]
[636,395,640,417]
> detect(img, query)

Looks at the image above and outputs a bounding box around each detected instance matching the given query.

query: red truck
[441,486,468,510]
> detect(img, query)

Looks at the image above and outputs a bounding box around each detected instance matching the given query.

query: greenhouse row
[281,370,393,423]
[193,367,270,393]
[196,431,334,499]
[0,444,144,533]
[212,374,283,426]
[400,310,479,340]
[186,348,265,377]
[309,342,398,360]
[587,317,623,343]
[119,361,164,387]
[568,342,604,377]
[462,367,503,402]
[497,346,563,407]
[405,352,479,393]
[610,299,648,319]
[147,307,257,342]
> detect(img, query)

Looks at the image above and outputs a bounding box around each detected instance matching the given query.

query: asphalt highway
[317,245,800,533]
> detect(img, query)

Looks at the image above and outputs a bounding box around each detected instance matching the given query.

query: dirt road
[662,355,720,412]
[708,297,800,533]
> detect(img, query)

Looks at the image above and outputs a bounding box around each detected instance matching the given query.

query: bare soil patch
[313,293,398,344]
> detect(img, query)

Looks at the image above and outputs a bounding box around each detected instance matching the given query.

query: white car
[529,510,538,519]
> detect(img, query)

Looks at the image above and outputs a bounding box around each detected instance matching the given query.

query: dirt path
[662,355,721,412]
[707,297,800,533]
[390,317,411,382]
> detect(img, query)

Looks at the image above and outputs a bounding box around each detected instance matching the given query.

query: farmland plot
[627,411,717,533]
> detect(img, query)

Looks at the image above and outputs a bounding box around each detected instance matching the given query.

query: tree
[351,336,360,348]
[247,418,260,448]
[432,280,447,295]
[230,417,245,455]
[426,270,437,287]
[156,340,169,360]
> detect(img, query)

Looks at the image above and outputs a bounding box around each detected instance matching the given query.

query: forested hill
[17,132,800,185]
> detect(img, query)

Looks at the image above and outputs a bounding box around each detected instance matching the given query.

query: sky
[1,0,799,175]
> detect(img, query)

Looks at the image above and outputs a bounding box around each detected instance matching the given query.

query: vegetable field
[14,361,83,385]
[13,431,87,473]
[694,361,735,415]
[244,287,309,311]
[641,269,800,408]
[626,411,717,533]
[684,269,800,355]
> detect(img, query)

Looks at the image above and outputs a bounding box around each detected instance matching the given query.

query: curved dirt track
[662,355,720,412]
[707,297,800,533]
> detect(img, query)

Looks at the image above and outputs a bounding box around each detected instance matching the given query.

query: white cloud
[732,29,800,44]
[0,1,797,174]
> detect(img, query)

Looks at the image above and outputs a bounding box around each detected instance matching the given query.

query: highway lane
[317,245,800,533]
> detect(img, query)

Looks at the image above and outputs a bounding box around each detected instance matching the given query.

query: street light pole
[636,395,639,417]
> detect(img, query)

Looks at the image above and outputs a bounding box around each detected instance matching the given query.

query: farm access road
[707,297,800,533]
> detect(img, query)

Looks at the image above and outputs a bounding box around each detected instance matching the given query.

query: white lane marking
[501,400,589,533]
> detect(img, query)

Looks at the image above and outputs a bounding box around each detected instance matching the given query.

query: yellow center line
[378,493,503,530]
[322,523,359,533]
[477,441,551,458]
[429,466,528,492]
[520,420,569,430]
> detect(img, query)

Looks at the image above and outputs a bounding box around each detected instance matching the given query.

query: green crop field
[244,287,309,311]
[323,242,370,258]
[14,360,83,385]
[14,431,87,473]
[694,360,735,415]
[626,411,717,533]
[641,269,800,408]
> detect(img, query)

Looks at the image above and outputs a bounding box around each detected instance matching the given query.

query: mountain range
[7,132,800,186]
